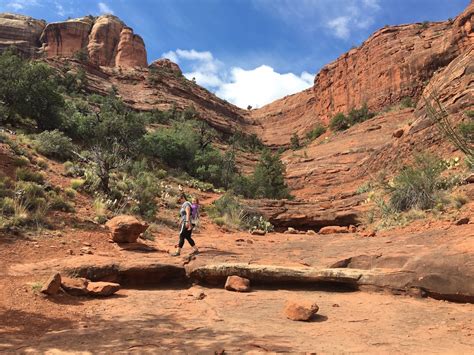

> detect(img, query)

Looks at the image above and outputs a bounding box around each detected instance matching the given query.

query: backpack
[190,203,199,224]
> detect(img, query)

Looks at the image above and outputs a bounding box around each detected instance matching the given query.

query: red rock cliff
[252,2,474,146]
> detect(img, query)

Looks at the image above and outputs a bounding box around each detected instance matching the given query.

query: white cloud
[254,0,381,41]
[217,66,313,108]
[5,0,38,11]
[327,16,351,39]
[162,49,313,108]
[98,2,113,14]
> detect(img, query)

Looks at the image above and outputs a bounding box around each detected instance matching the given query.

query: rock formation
[0,13,45,56]
[0,14,147,68]
[40,17,93,58]
[251,1,474,146]
[115,27,147,67]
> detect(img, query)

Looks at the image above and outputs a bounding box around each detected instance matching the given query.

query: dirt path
[3,287,473,353]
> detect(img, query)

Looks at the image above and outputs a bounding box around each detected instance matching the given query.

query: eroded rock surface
[0,13,45,56]
[105,215,148,243]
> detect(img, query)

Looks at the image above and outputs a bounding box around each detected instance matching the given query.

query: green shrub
[64,188,76,198]
[459,121,474,142]
[48,192,75,212]
[15,181,45,210]
[0,175,14,198]
[0,197,15,215]
[71,178,85,190]
[306,124,326,141]
[15,168,44,184]
[465,110,474,119]
[290,133,300,150]
[252,150,291,199]
[36,159,48,170]
[13,156,30,167]
[35,130,74,161]
[231,132,264,152]
[330,112,350,131]
[452,193,468,209]
[400,97,415,108]
[129,172,160,220]
[388,154,447,211]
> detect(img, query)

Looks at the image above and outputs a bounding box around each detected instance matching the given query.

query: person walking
[171,193,199,256]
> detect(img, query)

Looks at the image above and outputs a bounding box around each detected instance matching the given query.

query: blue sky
[0,0,470,107]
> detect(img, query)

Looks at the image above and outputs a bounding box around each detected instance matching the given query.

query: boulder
[284,299,319,321]
[86,281,120,296]
[224,275,251,292]
[454,217,469,226]
[106,215,148,243]
[61,277,89,296]
[40,273,61,295]
[319,226,349,235]
[250,229,266,236]
[392,128,404,138]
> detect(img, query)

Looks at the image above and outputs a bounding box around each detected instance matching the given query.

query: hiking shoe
[170,251,180,256]
[190,249,199,256]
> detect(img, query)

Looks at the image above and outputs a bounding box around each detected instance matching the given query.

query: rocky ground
[1,209,473,353]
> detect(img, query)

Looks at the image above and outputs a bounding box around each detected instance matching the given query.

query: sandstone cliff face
[87,15,124,66]
[149,58,183,76]
[0,14,146,68]
[252,2,474,147]
[115,27,147,67]
[0,13,45,56]
[40,17,93,58]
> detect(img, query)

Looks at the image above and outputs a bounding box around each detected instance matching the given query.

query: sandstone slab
[40,273,61,295]
[86,281,120,297]
[61,277,89,296]
[225,275,251,292]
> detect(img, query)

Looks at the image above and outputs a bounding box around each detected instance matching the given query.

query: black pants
[178,224,195,248]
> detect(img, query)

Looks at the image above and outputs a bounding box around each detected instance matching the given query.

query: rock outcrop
[149,58,182,76]
[40,17,93,58]
[0,13,45,56]
[0,14,147,68]
[115,27,147,67]
[87,15,124,66]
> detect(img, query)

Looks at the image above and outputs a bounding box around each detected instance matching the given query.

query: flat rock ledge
[8,256,474,303]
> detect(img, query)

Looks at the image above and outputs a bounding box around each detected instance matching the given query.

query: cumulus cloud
[327,16,351,39]
[162,49,313,108]
[98,2,113,14]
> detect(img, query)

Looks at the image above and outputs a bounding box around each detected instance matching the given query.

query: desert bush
[231,132,264,152]
[15,168,44,184]
[0,50,64,130]
[459,121,474,142]
[93,198,108,224]
[290,133,300,150]
[36,159,48,170]
[330,112,350,131]
[252,149,291,199]
[129,172,160,220]
[424,95,473,168]
[70,178,85,190]
[451,193,468,209]
[306,124,326,141]
[47,191,75,212]
[388,154,447,211]
[356,181,373,194]
[400,97,415,108]
[35,130,75,161]
[13,156,30,167]
[64,188,76,199]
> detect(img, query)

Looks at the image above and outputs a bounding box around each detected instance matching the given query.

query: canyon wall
[252,1,474,146]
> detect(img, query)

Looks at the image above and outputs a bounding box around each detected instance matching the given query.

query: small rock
[105,215,149,243]
[465,174,474,184]
[284,299,319,321]
[348,225,357,233]
[225,275,251,292]
[61,277,89,296]
[246,239,254,244]
[284,227,298,234]
[250,229,266,236]
[87,282,121,297]
[41,273,62,295]
[306,230,317,235]
[80,247,93,255]
[319,226,349,235]
[392,128,404,138]
[454,217,469,226]
[67,249,74,255]
[192,291,206,300]
[82,242,92,247]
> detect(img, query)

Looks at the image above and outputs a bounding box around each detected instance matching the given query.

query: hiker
[171,193,199,256]
[191,197,201,231]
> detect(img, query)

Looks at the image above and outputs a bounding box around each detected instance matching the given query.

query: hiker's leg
[184,228,198,253]
[172,224,185,256]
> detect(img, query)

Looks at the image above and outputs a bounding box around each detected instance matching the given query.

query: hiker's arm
[185,206,192,229]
